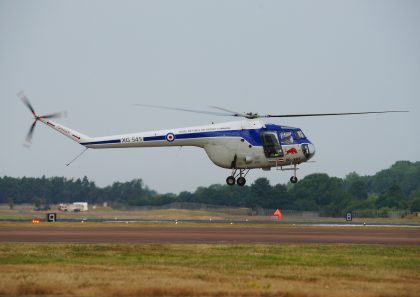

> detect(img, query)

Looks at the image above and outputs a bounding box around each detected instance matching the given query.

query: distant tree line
[1,161,420,216]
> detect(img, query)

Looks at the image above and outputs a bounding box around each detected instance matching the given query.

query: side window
[261,132,283,158]
[263,134,275,145]
[280,131,294,145]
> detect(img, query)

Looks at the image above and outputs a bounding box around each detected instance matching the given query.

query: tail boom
[38,118,92,144]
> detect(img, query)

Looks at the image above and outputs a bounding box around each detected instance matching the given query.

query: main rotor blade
[135,103,408,119]
[25,120,37,144]
[208,106,244,117]
[263,110,409,118]
[133,104,233,117]
[21,95,36,115]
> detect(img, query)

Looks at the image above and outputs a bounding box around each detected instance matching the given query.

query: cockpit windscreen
[280,131,294,145]
[295,130,306,140]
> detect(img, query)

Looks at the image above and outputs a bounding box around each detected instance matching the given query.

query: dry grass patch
[0,243,419,297]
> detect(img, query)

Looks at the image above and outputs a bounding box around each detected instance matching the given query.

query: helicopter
[19,92,408,186]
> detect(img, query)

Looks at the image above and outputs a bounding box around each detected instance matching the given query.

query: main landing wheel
[237,177,246,187]
[226,176,236,186]
[290,176,298,184]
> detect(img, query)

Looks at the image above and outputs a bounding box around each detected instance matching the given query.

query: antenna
[65,148,88,166]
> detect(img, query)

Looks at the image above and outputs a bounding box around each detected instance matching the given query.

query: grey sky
[1,0,419,193]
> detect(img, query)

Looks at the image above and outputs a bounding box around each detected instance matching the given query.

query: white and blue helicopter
[19,92,407,186]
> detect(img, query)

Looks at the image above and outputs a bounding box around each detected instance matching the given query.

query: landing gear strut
[290,164,298,184]
[226,169,250,186]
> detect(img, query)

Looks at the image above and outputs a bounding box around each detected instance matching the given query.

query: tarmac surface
[1,225,420,245]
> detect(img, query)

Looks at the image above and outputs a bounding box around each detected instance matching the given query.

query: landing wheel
[237,177,246,187]
[226,176,236,186]
[290,176,298,184]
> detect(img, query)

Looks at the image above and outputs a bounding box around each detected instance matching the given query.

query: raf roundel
[166,133,175,142]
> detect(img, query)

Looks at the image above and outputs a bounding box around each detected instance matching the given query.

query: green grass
[1,243,420,296]
[1,243,419,269]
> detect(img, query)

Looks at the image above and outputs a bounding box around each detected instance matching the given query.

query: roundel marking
[166,133,175,142]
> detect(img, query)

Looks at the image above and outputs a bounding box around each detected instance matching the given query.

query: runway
[1,225,419,245]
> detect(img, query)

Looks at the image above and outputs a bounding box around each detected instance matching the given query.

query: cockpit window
[280,131,294,145]
[295,130,306,140]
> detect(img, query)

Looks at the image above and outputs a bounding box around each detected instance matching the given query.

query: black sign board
[346,212,352,221]
[47,213,57,222]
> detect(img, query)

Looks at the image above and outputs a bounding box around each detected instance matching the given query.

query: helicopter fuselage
[41,118,315,170]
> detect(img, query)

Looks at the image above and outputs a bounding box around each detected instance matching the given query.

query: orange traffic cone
[273,209,282,220]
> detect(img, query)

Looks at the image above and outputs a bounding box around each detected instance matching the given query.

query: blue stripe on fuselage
[166,129,263,146]
[144,135,166,142]
[81,139,121,145]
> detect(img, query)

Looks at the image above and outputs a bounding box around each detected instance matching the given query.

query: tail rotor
[18,91,67,147]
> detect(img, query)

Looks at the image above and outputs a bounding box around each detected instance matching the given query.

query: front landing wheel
[290,176,298,184]
[226,176,236,186]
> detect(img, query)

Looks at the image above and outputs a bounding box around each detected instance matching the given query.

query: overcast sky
[1,0,419,193]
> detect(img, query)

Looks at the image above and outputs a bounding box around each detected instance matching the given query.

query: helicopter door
[261,132,284,158]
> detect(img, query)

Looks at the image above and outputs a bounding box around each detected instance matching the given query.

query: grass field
[1,205,419,296]
[0,243,419,297]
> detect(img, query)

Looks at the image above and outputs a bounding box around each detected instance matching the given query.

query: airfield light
[31,219,40,224]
